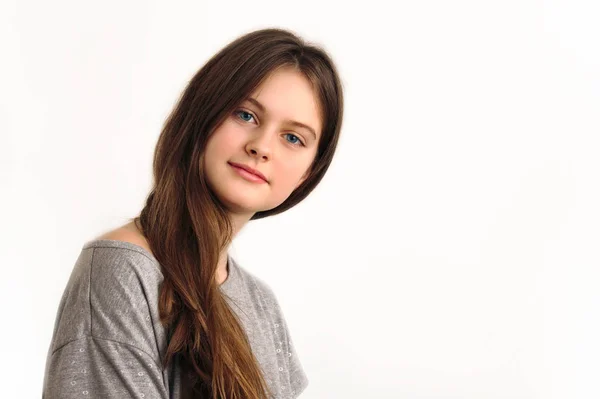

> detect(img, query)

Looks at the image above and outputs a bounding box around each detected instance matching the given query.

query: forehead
[246,68,322,139]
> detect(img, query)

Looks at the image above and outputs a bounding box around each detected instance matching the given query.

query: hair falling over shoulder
[132,27,344,398]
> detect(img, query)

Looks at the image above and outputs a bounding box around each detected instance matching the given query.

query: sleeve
[256,278,309,398]
[43,336,168,399]
[42,246,169,398]
[280,315,309,398]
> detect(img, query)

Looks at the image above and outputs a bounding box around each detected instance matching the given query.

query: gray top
[42,239,308,398]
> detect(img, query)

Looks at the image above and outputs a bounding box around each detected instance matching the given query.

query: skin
[99,67,322,285]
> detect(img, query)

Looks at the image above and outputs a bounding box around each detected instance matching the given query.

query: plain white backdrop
[1,0,599,397]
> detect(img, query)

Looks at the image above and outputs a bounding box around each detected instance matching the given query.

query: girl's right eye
[234,109,256,123]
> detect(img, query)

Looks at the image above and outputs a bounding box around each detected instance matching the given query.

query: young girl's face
[203,67,322,217]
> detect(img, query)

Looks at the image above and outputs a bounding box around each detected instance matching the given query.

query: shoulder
[95,222,154,256]
[83,238,163,293]
[233,260,276,296]
[230,259,284,314]
[90,222,161,275]
[85,240,164,354]
[48,237,164,355]
[81,239,165,334]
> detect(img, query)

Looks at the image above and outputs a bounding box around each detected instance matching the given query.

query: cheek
[278,159,311,187]
[205,126,239,159]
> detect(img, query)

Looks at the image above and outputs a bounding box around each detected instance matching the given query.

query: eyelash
[233,109,305,147]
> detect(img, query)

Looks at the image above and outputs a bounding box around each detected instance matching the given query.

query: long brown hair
[132,27,344,398]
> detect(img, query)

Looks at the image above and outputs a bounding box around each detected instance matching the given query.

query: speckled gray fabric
[42,239,308,398]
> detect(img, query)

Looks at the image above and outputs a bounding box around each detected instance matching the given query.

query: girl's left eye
[284,133,305,147]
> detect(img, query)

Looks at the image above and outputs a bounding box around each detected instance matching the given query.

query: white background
[1,0,599,397]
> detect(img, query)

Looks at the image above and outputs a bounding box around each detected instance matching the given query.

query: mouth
[228,162,268,183]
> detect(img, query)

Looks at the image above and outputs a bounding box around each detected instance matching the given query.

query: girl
[42,27,344,399]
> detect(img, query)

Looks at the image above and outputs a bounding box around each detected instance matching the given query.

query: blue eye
[235,109,305,147]
[235,109,256,123]
[285,133,305,147]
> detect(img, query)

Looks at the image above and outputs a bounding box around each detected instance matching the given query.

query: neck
[216,211,254,285]
[215,252,230,285]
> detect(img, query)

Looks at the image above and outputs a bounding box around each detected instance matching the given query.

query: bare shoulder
[96,221,153,256]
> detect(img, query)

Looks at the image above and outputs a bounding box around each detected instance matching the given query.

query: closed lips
[229,162,267,182]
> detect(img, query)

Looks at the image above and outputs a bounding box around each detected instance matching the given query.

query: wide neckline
[82,239,235,289]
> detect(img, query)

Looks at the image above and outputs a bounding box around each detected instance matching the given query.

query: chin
[219,193,265,214]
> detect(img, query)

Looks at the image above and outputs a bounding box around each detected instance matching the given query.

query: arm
[43,335,168,398]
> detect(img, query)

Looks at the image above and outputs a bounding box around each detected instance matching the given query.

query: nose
[245,128,274,161]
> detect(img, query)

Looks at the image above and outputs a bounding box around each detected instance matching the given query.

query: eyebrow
[245,97,318,140]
